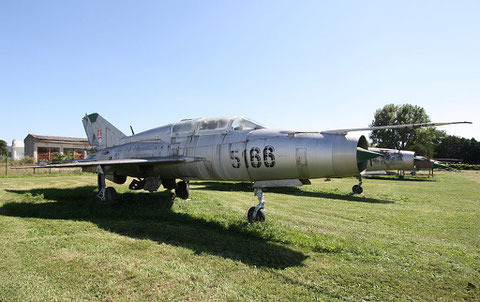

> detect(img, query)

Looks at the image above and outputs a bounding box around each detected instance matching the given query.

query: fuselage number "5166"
[230,146,276,169]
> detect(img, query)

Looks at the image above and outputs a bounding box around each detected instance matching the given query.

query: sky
[1,0,479,144]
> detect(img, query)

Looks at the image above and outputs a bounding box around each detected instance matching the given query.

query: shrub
[447,164,480,170]
[53,152,74,161]
[13,156,34,166]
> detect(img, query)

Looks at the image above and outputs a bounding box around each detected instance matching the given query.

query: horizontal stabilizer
[433,162,449,169]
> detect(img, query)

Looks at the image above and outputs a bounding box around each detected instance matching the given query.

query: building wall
[24,135,35,159]
[11,140,25,160]
[12,147,25,160]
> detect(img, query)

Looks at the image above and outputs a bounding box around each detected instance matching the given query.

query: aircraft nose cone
[357,147,382,163]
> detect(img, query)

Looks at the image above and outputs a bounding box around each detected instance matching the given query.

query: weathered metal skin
[366,148,415,171]
[83,116,369,182]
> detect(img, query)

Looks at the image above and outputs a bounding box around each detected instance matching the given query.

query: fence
[0,166,83,176]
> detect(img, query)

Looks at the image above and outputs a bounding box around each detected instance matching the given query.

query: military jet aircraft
[367,148,415,171]
[365,148,450,177]
[18,113,471,222]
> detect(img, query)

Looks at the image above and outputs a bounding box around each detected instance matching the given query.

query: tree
[370,104,444,157]
[0,140,7,156]
[434,135,480,164]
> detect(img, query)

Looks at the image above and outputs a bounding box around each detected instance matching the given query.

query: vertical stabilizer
[82,113,127,149]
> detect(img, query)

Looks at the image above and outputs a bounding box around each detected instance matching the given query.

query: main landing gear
[175,180,190,200]
[168,180,190,200]
[352,175,363,194]
[129,178,145,190]
[247,188,266,223]
[96,173,119,204]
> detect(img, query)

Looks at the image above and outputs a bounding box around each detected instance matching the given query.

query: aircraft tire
[247,207,266,223]
[175,181,189,200]
[105,187,119,205]
[352,185,363,194]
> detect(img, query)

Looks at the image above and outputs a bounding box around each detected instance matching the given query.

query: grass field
[0,171,479,301]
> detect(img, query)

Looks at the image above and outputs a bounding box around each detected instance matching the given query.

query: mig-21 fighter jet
[364,148,449,177]
[18,113,471,222]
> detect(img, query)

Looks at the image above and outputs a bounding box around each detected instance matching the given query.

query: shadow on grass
[192,182,395,204]
[2,186,307,269]
[363,175,436,182]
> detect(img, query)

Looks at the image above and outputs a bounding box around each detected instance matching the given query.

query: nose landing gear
[247,188,266,223]
[352,175,363,194]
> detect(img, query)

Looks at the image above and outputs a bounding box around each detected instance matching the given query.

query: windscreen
[231,118,262,131]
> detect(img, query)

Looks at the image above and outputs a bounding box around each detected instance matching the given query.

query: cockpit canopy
[172,117,264,134]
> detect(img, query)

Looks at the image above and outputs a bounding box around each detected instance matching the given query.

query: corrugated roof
[27,134,89,143]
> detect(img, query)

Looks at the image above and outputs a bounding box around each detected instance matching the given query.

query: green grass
[0,172,479,301]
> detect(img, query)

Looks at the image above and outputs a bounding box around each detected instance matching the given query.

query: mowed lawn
[0,171,479,301]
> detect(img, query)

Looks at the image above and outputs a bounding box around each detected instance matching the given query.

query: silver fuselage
[366,148,415,171]
[85,122,368,182]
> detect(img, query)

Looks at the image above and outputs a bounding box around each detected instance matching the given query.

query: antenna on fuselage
[130,125,135,135]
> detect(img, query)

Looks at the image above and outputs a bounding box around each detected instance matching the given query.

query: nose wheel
[247,188,266,223]
[248,207,265,223]
[352,175,363,194]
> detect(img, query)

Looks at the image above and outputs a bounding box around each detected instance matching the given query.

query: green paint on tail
[357,147,382,163]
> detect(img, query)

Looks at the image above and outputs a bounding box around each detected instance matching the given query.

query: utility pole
[4,152,7,176]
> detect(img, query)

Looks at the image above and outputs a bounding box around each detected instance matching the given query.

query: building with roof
[24,134,92,162]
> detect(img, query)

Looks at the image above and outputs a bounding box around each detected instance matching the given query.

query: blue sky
[1,0,478,144]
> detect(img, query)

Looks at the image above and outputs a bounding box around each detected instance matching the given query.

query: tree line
[370,104,479,164]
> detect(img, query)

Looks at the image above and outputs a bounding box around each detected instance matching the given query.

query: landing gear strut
[174,180,190,200]
[96,173,118,204]
[352,175,363,194]
[247,188,266,223]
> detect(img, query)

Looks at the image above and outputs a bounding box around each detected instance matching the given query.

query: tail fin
[82,113,127,149]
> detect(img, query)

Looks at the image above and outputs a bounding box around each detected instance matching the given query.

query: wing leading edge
[13,156,202,169]
[320,121,472,135]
